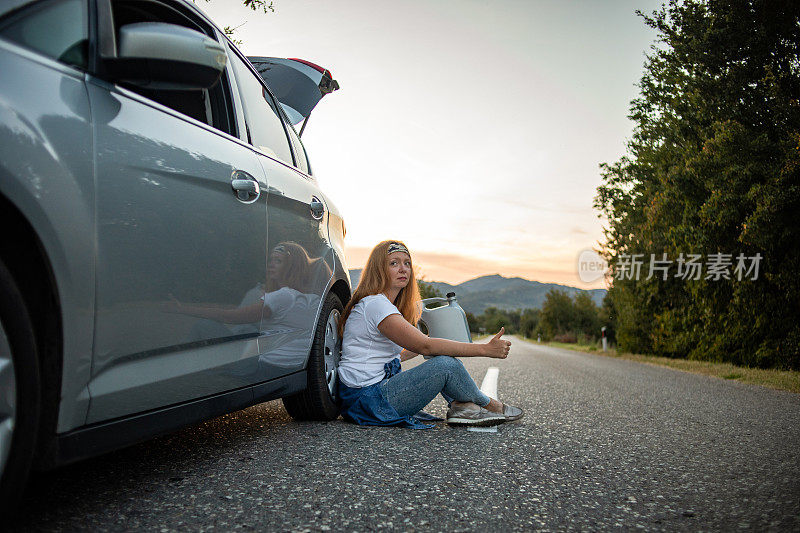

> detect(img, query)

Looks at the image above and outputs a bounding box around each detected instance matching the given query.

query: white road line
[466,426,498,433]
[480,367,499,399]
[468,367,501,433]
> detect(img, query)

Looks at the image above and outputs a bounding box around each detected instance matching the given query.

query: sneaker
[446,403,507,427]
[502,403,524,421]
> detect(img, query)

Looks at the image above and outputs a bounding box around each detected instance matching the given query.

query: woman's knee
[428,355,463,372]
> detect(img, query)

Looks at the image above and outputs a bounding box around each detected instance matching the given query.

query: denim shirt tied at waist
[337,358,442,429]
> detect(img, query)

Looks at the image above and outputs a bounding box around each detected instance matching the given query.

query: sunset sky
[201,0,663,288]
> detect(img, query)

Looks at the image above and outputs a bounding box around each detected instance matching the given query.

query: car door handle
[310,197,325,220]
[231,171,260,204]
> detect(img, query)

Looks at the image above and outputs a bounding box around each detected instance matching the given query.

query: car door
[227,49,334,380]
[86,0,269,423]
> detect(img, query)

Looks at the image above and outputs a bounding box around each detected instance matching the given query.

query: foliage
[480,306,520,335]
[552,332,578,344]
[467,289,602,343]
[595,0,800,369]
[598,292,617,345]
[538,290,603,341]
[519,308,541,339]
[197,0,275,45]
[418,281,443,300]
[222,25,245,46]
[241,0,274,13]
[466,311,481,333]
[467,306,514,335]
[200,0,274,12]
[538,290,577,339]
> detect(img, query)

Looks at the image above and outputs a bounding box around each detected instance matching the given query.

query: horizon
[346,266,608,292]
[343,245,614,289]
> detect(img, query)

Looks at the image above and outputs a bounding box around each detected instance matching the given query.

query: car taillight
[288,57,329,76]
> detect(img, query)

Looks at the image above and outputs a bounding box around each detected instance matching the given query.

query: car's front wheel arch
[0,195,63,470]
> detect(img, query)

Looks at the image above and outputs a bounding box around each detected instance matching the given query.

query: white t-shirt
[338,294,403,388]
[258,286,320,367]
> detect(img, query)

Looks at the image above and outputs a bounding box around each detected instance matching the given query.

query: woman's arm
[400,349,419,362]
[378,314,510,359]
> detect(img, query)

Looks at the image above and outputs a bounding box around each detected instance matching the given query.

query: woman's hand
[484,327,511,359]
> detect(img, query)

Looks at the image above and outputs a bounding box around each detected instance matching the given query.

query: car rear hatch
[247,56,339,133]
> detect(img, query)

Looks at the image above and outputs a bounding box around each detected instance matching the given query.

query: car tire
[0,259,40,519]
[282,293,343,421]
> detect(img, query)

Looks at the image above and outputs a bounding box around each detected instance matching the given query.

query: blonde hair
[339,240,421,336]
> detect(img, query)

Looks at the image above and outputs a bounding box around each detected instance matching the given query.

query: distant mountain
[347,270,606,315]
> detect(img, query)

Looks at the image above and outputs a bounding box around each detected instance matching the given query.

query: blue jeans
[379,356,491,418]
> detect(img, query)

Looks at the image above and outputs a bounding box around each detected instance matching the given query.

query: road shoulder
[514,336,800,394]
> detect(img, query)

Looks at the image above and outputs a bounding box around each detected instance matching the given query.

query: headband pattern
[387,242,409,256]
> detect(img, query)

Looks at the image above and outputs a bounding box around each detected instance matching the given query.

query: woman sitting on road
[337,240,524,428]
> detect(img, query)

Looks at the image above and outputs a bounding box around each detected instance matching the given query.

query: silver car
[0,0,350,514]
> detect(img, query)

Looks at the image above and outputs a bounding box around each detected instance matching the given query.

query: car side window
[107,0,236,136]
[0,0,88,69]
[283,117,310,175]
[228,51,294,165]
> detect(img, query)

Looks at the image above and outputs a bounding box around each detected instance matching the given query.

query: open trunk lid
[247,56,339,131]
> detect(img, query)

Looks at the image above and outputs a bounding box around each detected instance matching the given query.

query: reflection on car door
[86,75,268,423]
[256,160,334,378]
[227,50,334,380]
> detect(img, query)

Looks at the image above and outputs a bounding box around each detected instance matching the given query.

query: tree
[538,290,577,340]
[519,308,540,339]
[595,1,800,368]
[418,281,443,300]
[466,312,481,334]
[573,292,601,339]
[598,292,617,345]
[481,307,508,335]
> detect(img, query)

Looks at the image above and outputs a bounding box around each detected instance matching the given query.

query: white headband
[387,242,409,255]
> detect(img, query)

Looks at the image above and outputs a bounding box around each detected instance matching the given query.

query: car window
[0,0,88,69]
[107,0,236,136]
[284,116,310,175]
[228,51,294,165]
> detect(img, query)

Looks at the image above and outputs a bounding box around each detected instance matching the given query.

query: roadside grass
[538,340,800,394]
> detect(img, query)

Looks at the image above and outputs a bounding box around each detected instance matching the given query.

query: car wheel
[0,259,40,518]
[282,293,343,421]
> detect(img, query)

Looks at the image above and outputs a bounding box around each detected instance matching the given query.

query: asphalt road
[10,336,800,531]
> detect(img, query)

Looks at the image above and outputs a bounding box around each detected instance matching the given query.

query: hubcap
[0,322,16,480]
[323,309,341,399]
